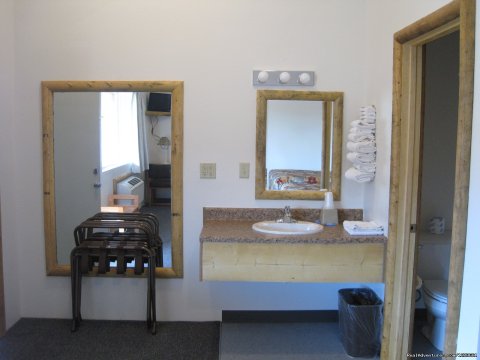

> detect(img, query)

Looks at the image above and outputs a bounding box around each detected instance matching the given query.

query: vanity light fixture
[253,70,315,86]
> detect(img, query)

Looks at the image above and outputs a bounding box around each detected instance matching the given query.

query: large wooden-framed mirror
[255,90,343,200]
[42,80,183,278]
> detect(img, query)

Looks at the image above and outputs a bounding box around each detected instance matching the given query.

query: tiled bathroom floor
[220,322,380,360]
[411,319,442,355]
[220,321,441,359]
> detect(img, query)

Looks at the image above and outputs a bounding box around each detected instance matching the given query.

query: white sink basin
[252,221,324,235]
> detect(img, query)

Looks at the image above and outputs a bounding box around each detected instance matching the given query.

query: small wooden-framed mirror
[255,90,343,200]
[42,80,183,278]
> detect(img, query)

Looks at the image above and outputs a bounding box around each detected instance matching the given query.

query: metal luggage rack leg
[70,212,162,335]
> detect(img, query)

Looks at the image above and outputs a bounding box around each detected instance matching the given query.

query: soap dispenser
[320,192,338,226]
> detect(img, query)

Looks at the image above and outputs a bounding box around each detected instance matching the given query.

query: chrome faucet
[277,206,296,223]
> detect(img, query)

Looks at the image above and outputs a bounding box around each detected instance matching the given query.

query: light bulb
[279,72,291,84]
[257,71,269,83]
[299,72,311,85]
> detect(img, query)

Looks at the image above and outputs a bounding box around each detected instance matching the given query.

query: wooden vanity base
[201,242,384,283]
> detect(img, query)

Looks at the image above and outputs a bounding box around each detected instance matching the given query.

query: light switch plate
[200,163,216,179]
[239,162,250,179]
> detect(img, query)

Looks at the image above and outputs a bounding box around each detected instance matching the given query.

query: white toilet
[421,279,448,351]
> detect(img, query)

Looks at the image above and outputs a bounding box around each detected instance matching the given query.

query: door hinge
[410,224,417,233]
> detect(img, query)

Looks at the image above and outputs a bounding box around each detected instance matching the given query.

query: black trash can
[338,288,383,358]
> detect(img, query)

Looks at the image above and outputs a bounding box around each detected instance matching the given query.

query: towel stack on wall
[345,105,376,183]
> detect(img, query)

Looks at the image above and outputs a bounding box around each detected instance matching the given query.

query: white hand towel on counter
[347,133,375,142]
[345,167,375,183]
[347,152,376,163]
[343,220,384,235]
[347,141,376,153]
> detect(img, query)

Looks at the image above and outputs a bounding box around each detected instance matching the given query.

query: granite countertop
[200,220,386,244]
[200,208,387,245]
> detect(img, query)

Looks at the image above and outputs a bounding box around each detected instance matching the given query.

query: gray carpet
[0,318,220,360]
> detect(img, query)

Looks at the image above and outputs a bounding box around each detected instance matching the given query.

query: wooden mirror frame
[255,90,343,200]
[42,80,184,278]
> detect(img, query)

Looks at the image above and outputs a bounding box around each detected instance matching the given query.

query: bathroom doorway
[413,30,459,354]
[382,0,475,359]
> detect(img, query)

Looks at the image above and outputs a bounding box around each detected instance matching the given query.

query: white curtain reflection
[100,92,140,171]
[136,93,150,172]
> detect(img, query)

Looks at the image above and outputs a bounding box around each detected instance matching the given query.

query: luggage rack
[70,212,162,334]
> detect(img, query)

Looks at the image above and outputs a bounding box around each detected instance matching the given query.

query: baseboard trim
[222,310,338,323]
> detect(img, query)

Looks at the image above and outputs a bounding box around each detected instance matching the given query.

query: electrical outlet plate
[239,162,250,179]
[200,163,216,179]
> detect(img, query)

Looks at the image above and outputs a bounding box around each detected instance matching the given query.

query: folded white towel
[358,105,376,125]
[343,220,384,235]
[360,111,376,116]
[360,111,376,119]
[347,133,375,142]
[360,105,375,110]
[359,117,376,125]
[347,141,376,153]
[344,220,383,231]
[353,163,376,173]
[360,106,376,114]
[349,127,375,135]
[347,152,376,163]
[345,167,375,183]
[351,120,376,129]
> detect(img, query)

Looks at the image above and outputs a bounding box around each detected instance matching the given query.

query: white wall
[0,0,21,329]
[2,3,478,352]
[8,0,379,324]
